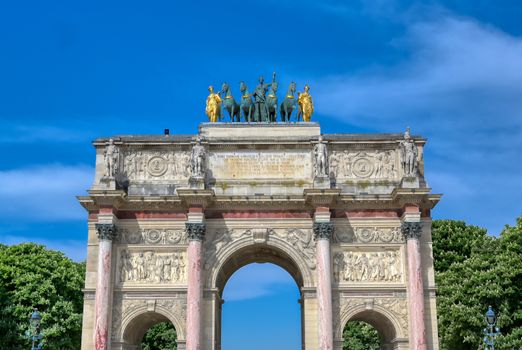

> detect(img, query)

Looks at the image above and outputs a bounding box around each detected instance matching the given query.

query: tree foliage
[343,321,380,350]
[433,217,522,350]
[0,243,85,350]
[141,322,177,350]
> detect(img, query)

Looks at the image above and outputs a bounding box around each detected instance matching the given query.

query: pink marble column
[93,223,118,350]
[403,221,427,350]
[314,222,334,350]
[185,222,205,350]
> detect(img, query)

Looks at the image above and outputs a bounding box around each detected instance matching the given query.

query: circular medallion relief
[352,158,374,178]
[147,156,168,177]
[358,228,375,243]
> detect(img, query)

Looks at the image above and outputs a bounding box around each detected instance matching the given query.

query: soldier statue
[314,136,328,177]
[399,128,418,177]
[104,138,118,177]
[252,72,276,122]
[191,137,206,177]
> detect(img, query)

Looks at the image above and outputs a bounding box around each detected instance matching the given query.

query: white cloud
[0,164,93,221]
[223,263,297,301]
[310,15,522,233]
[314,16,522,133]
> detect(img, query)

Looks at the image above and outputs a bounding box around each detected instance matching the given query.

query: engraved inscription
[208,151,312,179]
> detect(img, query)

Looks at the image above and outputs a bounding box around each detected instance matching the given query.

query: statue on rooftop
[298,84,314,122]
[252,72,276,122]
[221,82,241,122]
[205,86,222,123]
[240,81,254,122]
[280,82,298,122]
[399,127,418,177]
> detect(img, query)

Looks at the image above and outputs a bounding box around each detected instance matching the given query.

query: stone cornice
[304,188,341,207]
[177,189,215,208]
[78,191,441,213]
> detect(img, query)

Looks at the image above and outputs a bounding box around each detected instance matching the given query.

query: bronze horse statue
[266,81,278,123]
[239,81,254,122]
[280,82,298,122]
[221,82,241,122]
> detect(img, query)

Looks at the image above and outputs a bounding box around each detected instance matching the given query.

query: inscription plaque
[208,151,312,180]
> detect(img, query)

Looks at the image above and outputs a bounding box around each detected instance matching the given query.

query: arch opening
[122,312,178,350]
[215,244,305,350]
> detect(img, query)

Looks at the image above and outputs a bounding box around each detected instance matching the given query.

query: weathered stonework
[79,123,441,350]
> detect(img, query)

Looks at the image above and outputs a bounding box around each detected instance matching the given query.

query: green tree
[343,321,380,350]
[433,217,522,350]
[432,220,489,273]
[141,322,177,350]
[0,243,85,350]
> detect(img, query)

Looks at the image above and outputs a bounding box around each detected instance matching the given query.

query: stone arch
[207,232,314,291]
[118,304,186,349]
[337,302,406,348]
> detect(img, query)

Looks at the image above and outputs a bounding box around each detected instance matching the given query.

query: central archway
[212,244,307,350]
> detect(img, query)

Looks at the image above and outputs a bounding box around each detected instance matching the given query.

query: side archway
[117,304,186,350]
[337,302,407,350]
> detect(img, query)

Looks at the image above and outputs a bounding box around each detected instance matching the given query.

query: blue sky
[1,1,521,348]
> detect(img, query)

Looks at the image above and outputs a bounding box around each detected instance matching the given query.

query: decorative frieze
[333,226,403,244]
[95,223,118,241]
[329,150,399,180]
[401,221,422,240]
[117,228,187,245]
[123,151,191,181]
[186,223,206,241]
[333,250,403,283]
[118,249,186,284]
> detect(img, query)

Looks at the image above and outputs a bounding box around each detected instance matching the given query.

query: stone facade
[79,123,441,350]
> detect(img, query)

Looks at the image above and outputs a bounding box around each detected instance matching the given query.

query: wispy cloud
[0,124,93,143]
[0,164,93,221]
[311,14,522,233]
[223,263,297,301]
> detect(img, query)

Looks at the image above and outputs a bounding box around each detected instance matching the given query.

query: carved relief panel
[117,249,187,285]
[122,150,191,181]
[333,249,403,283]
[329,150,399,181]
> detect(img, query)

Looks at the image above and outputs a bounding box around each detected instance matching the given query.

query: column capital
[313,222,334,241]
[401,221,422,240]
[186,222,206,241]
[95,223,118,241]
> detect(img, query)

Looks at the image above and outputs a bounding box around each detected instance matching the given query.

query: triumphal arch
[79,103,441,350]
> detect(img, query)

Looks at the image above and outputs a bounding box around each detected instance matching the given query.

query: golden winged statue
[205,86,222,122]
[298,84,314,122]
